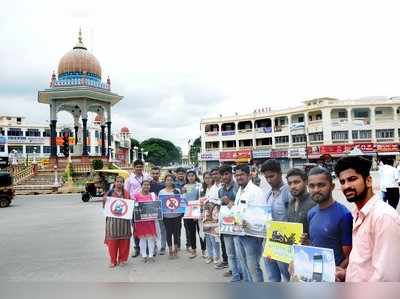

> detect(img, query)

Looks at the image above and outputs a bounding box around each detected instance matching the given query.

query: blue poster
[159,194,186,214]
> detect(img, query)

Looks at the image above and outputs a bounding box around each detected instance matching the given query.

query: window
[223,140,236,148]
[43,146,51,154]
[309,132,324,142]
[25,129,41,137]
[25,146,38,154]
[376,129,394,139]
[338,111,347,118]
[8,146,23,153]
[298,116,304,123]
[275,136,289,144]
[375,110,383,115]
[256,138,272,146]
[354,110,369,118]
[0,127,4,135]
[332,131,348,140]
[292,134,306,143]
[352,130,371,140]
[7,128,23,136]
[0,145,4,152]
[95,146,99,154]
[43,129,51,137]
[239,139,252,147]
[16,117,22,123]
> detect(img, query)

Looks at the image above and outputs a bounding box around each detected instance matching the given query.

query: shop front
[199,151,220,172]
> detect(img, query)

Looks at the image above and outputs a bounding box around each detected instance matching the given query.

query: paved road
[1,172,398,282]
[0,194,229,282]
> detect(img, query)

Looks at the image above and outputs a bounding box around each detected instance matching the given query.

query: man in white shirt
[379,157,399,210]
[231,164,265,282]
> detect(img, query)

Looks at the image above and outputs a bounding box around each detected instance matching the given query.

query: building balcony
[309,139,324,144]
[221,147,236,152]
[331,118,349,127]
[332,138,349,143]
[351,118,370,125]
[255,127,272,134]
[274,125,289,134]
[255,144,272,149]
[238,146,253,150]
[205,131,219,137]
[205,147,220,152]
[221,130,236,137]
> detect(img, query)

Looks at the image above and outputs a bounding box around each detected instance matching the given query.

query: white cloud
[2,0,400,153]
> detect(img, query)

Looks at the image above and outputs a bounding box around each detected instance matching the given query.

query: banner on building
[203,202,220,236]
[221,130,236,136]
[159,194,186,214]
[220,151,237,161]
[271,150,288,158]
[133,200,162,222]
[253,148,272,159]
[263,221,303,263]
[255,127,272,134]
[219,206,245,236]
[104,197,135,220]
[292,245,335,282]
[55,137,76,145]
[7,136,48,144]
[241,203,272,238]
[288,148,307,159]
[236,149,252,163]
[199,151,219,161]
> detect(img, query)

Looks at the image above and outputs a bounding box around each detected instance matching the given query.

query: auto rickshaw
[0,172,15,208]
[81,169,129,202]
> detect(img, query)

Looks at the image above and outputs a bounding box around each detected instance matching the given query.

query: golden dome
[57,30,102,78]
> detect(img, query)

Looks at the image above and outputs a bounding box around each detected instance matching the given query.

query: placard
[159,194,186,214]
[219,205,245,236]
[183,200,201,219]
[202,202,220,236]
[104,197,135,220]
[133,200,162,222]
[242,204,272,238]
[263,221,303,263]
[292,245,335,282]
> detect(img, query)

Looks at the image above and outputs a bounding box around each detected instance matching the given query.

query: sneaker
[189,251,197,259]
[131,251,140,258]
[214,261,228,270]
[223,270,232,277]
[213,258,220,265]
[159,249,166,256]
[205,257,213,264]
[202,250,207,258]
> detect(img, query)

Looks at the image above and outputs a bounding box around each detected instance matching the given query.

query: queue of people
[102,156,400,282]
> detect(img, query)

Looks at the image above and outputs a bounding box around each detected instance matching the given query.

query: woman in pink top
[133,180,157,263]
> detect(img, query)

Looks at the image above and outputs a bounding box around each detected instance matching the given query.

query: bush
[92,159,104,170]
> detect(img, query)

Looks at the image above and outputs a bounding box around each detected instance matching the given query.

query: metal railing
[13,165,35,185]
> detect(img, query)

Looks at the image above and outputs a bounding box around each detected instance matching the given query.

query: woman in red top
[133,179,157,263]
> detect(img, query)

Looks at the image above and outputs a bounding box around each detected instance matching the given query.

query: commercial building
[199,97,400,171]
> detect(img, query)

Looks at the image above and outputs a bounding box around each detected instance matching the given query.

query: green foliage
[189,137,201,165]
[140,138,181,166]
[92,159,104,170]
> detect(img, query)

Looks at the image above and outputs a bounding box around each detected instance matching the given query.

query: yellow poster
[263,221,303,264]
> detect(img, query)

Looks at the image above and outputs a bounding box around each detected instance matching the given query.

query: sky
[2,0,400,153]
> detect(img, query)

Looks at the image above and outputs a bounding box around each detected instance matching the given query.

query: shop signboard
[271,150,288,158]
[219,151,237,161]
[199,151,219,161]
[288,148,307,159]
[252,148,271,159]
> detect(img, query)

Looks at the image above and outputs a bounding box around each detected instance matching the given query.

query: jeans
[224,234,241,282]
[157,220,166,250]
[264,258,290,282]
[205,234,220,259]
[235,236,264,282]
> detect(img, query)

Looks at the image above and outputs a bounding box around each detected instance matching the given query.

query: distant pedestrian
[103,176,132,268]
[379,157,399,210]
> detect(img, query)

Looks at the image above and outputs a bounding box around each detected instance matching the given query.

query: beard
[343,184,368,203]
[311,192,330,204]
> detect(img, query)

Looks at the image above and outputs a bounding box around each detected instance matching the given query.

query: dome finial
[74,28,87,50]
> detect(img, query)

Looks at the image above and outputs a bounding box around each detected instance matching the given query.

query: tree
[189,137,201,165]
[140,138,181,166]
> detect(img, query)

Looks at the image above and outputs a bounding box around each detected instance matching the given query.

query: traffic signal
[62,132,69,157]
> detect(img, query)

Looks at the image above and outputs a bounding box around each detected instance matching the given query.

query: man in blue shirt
[305,166,353,268]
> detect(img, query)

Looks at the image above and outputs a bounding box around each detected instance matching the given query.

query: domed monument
[38,30,123,162]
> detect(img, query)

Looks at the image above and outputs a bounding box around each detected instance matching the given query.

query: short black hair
[133,160,144,166]
[308,166,332,183]
[286,168,307,181]
[334,156,372,180]
[210,167,220,174]
[235,164,250,175]
[151,166,160,171]
[219,165,232,175]
[176,167,186,174]
[261,159,281,174]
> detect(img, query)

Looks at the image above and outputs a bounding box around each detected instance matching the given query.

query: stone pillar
[50,120,57,157]
[74,126,79,145]
[101,124,106,157]
[107,121,112,158]
[82,118,88,156]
